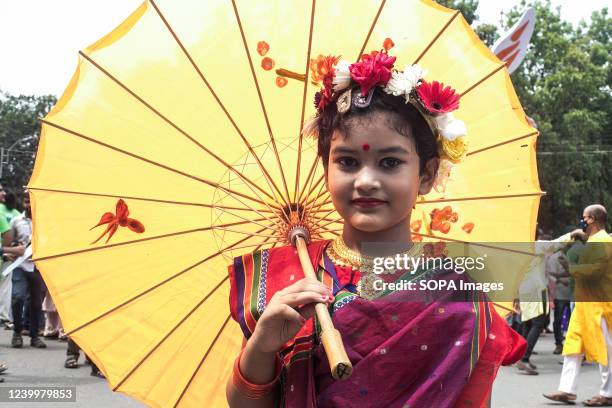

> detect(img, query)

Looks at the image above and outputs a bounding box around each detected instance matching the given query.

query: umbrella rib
[172,315,233,408]
[230,0,292,205]
[302,173,328,211]
[410,231,537,257]
[227,240,286,253]
[308,194,331,215]
[33,218,268,263]
[313,216,343,230]
[296,155,321,205]
[63,226,270,338]
[212,226,279,239]
[418,192,545,204]
[114,234,275,394]
[356,0,387,61]
[413,10,460,65]
[314,224,341,238]
[147,1,289,208]
[492,302,514,313]
[78,51,279,207]
[466,131,538,157]
[460,63,506,97]
[295,0,317,204]
[112,287,230,392]
[26,187,257,212]
[211,201,279,232]
[301,173,325,208]
[312,207,337,227]
[304,185,331,218]
[41,119,279,217]
[171,234,276,407]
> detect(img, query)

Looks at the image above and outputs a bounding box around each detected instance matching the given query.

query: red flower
[90,199,145,244]
[310,55,340,112]
[349,50,396,96]
[416,80,460,114]
[315,89,333,111]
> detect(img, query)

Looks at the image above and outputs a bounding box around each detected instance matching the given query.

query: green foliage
[473,23,499,47]
[0,92,56,194]
[435,0,479,25]
[435,1,500,48]
[503,1,612,233]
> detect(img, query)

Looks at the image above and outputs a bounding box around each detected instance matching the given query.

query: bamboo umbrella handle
[294,235,353,380]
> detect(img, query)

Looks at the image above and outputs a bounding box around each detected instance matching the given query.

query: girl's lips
[352,198,387,207]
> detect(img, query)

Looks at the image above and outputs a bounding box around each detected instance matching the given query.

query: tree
[502,1,611,234]
[0,92,56,194]
[435,0,479,25]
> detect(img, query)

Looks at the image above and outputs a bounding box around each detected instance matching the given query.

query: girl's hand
[248,278,334,354]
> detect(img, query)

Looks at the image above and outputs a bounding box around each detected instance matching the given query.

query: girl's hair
[316,88,439,174]
[4,192,16,211]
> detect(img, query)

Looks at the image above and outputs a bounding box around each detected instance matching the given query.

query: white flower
[402,64,427,89]
[333,60,352,92]
[384,71,411,96]
[434,113,467,141]
[383,64,427,100]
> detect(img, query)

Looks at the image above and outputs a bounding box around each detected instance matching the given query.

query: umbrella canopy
[30,0,541,406]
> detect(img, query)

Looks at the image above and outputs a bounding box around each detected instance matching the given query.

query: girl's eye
[336,157,358,168]
[380,158,403,168]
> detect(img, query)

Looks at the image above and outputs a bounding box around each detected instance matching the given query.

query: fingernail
[321,295,329,301]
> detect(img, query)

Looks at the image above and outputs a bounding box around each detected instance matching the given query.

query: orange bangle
[232,348,282,399]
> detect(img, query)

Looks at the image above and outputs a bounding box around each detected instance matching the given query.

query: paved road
[0,327,603,407]
[0,328,143,407]
[493,333,601,407]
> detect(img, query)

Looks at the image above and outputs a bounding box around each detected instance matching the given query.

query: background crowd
[0,182,104,383]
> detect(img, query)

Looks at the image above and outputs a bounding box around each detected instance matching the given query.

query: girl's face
[325,112,438,234]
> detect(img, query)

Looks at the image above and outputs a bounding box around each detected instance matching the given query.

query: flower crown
[304,47,469,191]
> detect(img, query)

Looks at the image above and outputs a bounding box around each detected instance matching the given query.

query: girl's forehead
[330,125,416,152]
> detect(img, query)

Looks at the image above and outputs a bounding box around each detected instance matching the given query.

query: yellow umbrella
[30,0,541,406]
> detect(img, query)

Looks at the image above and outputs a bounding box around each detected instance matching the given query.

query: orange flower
[430,206,459,234]
[462,222,475,234]
[383,38,395,51]
[261,57,275,71]
[256,41,270,56]
[275,76,288,88]
[309,54,340,84]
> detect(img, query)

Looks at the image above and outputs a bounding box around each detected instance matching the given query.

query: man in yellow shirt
[544,204,612,406]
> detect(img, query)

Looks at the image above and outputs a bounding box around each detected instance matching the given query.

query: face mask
[578,218,589,232]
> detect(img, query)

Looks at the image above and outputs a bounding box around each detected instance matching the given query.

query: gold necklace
[327,236,424,299]
[327,236,423,274]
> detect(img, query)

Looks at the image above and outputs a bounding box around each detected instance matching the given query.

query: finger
[280,279,332,296]
[279,291,334,308]
[296,303,317,321]
[277,304,307,327]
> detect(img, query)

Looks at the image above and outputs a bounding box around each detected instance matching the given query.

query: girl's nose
[354,167,381,193]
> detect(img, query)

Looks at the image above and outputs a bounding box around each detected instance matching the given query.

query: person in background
[0,184,14,326]
[515,233,572,375]
[544,204,612,406]
[549,245,572,355]
[9,193,46,349]
[1,192,22,224]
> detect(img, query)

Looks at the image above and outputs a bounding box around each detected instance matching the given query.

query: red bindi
[362,143,370,151]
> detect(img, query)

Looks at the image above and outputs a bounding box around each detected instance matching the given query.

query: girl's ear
[418,157,440,196]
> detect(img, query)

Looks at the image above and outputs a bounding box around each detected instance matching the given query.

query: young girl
[226,49,525,408]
